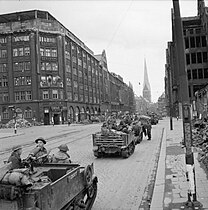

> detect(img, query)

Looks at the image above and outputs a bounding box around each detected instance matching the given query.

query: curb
[150,128,166,210]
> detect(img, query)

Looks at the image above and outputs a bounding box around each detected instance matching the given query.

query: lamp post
[8,105,17,134]
[172,0,202,208]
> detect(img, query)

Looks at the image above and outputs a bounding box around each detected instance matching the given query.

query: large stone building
[0,10,135,125]
[165,0,208,118]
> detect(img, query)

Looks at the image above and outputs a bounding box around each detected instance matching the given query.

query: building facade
[165,0,208,118]
[0,10,135,125]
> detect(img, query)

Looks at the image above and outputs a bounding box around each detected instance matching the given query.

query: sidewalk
[150,118,208,210]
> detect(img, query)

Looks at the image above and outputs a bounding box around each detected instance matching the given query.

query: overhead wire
[105,0,134,50]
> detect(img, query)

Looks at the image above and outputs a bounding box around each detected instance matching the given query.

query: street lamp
[8,105,17,134]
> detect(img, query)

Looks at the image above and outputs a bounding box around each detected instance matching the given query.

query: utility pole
[167,63,173,130]
[172,0,202,208]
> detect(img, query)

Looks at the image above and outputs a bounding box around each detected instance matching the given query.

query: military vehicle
[92,130,138,158]
[0,161,98,210]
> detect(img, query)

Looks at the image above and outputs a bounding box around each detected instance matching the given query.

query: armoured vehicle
[0,161,98,210]
[92,130,139,158]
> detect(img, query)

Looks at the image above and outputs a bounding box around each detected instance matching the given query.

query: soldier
[52,144,71,163]
[29,137,48,163]
[8,145,23,169]
[146,120,152,140]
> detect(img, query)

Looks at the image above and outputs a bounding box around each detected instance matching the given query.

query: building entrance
[53,114,60,125]
[44,113,50,125]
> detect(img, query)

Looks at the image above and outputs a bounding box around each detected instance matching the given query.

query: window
[198,68,203,79]
[51,49,57,57]
[0,37,7,43]
[52,89,58,99]
[196,36,201,47]
[26,76,31,85]
[191,53,196,64]
[1,49,7,58]
[25,62,31,70]
[186,54,190,65]
[197,52,202,63]
[190,37,195,48]
[43,90,49,99]
[46,62,51,71]
[0,64,7,72]
[203,52,207,63]
[204,68,208,78]
[40,48,44,56]
[24,109,32,118]
[2,108,9,119]
[2,77,8,87]
[45,49,51,57]
[20,91,26,100]
[24,47,30,56]
[3,93,8,102]
[15,92,20,101]
[26,91,32,100]
[19,48,24,56]
[51,63,58,71]
[13,49,18,57]
[201,36,206,47]
[192,69,198,79]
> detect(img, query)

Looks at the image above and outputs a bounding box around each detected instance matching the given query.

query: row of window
[184,36,206,49]
[42,89,63,100]
[13,47,30,57]
[14,62,31,71]
[187,68,208,80]
[14,76,31,86]
[40,76,63,87]
[13,35,29,42]
[41,62,58,71]
[15,91,32,101]
[40,48,57,57]
[39,36,56,43]
[186,51,208,65]
[1,108,33,120]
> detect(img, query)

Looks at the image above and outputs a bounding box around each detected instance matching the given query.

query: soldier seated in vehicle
[52,144,71,163]
[28,137,49,163]
[7,145,24,169]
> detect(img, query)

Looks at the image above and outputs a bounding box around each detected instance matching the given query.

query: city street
[0,120,164,210]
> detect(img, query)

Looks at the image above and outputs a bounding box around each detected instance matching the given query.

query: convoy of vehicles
[0,112,161,210]
[0,161,98,210]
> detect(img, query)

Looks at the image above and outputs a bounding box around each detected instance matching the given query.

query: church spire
[143,58,151,102]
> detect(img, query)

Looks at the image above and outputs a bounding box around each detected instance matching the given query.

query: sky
[0,0,205,102]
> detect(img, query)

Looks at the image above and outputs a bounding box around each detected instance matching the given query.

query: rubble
[192,119,208,172]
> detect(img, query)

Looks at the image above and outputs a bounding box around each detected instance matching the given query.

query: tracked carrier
[0,162,98,210]
[92,131,136,158]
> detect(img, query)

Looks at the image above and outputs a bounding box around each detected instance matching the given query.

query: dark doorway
[54,114,59,125]
[44,113,50,125]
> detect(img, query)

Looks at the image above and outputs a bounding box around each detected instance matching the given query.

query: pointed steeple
[143,59,151,102]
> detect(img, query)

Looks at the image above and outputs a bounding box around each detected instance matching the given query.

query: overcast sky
[1,0,205,102]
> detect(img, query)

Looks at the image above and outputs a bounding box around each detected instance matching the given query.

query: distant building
[142,59,151,102]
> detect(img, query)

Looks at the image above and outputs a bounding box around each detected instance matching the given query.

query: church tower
[142,59,151,102]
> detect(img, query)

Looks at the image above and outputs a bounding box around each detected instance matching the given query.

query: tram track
[0,129,92,166]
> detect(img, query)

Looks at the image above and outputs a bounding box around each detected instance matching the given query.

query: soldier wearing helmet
[29,137,48,163]
[8,145,23,169]
[52,144,71,163]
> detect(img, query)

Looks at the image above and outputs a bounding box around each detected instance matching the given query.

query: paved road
[0,121,164,210]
